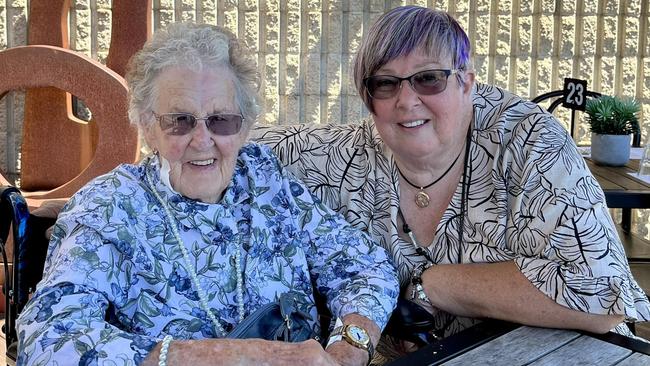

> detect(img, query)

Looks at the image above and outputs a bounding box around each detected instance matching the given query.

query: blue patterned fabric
[16,143,399,365]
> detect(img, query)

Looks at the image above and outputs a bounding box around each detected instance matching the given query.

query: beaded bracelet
[158,335,173,366]
[410,262,433,304]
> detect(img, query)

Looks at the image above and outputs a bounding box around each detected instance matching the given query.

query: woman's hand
[326,340,367,366]
[259,339,340,366]
[141,338,340,366]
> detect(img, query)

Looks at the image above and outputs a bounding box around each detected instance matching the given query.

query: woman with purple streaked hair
[253,5,650,363]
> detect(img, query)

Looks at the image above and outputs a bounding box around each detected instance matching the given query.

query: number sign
[562,78,588,111]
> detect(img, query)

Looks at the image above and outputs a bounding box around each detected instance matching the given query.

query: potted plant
[585,95,640,166]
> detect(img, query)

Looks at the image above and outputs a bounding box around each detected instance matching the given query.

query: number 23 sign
[562,78,588,111]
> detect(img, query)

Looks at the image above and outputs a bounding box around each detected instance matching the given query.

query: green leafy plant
[585,96,641,135]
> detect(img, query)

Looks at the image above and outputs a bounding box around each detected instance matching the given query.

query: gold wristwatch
[326,320,374,361]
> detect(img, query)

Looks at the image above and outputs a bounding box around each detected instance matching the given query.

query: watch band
[325,318,345,348]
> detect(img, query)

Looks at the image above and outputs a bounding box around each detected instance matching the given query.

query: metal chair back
[531,90,641,147]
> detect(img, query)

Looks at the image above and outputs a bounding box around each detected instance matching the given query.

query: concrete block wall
[1,0,649,237]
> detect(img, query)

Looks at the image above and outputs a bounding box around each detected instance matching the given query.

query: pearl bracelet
[410,262,433,304]
[158,335,173,366]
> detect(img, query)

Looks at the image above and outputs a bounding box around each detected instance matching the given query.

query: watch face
[346,325,370,344]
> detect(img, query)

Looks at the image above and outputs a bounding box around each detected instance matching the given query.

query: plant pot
[591,133,631,166]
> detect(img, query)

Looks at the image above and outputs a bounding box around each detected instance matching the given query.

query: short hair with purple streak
[353,6,473,114]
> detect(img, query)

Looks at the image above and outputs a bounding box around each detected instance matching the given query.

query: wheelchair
[0,186,56,365]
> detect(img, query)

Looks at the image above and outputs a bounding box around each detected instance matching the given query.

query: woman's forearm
[141,314,381,366]
[141,338,334,366]
[422,261,623,334]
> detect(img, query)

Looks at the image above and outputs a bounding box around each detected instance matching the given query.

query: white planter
[591,134,631,166]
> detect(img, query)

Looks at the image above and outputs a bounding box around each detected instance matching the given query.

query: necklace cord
[397,124,472,265]
[396,147,463,190]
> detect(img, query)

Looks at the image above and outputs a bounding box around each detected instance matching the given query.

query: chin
[398,144,436,157]
[176,186,220,203]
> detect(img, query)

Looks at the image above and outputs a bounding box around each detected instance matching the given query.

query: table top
[387,319,650,366]
[585,159,650,208]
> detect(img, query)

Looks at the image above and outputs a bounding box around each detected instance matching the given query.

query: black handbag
[227,293,322,343]
[384,298,438,346]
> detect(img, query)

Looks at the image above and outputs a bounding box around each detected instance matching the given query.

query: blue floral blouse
[16,143,399,365]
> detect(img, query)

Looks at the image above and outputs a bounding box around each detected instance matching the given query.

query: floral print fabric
[252,83,650,338]
[16,143,399,365]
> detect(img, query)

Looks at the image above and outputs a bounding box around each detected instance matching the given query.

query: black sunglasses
[153,112,244,136]
[363,69,460,99]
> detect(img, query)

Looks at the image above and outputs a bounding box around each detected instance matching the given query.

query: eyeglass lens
[158,113,243,136]
[365,69,453,99]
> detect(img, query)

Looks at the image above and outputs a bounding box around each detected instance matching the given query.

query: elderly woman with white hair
[15,23,398,366]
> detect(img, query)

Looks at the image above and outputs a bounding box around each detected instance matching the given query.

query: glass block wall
[1,0,649,237]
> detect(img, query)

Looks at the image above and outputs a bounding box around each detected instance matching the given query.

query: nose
[189,118,215,149]
[395,79,421,109]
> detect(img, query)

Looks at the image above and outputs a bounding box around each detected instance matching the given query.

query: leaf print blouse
[16,143,399,365]
[252,83,650,339]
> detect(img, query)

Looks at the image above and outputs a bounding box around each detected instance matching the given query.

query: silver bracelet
[158,335,173,366]
[410,262,433,303]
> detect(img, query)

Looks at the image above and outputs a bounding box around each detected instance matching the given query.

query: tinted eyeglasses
[363,69,460,99]
[153,112,244,136]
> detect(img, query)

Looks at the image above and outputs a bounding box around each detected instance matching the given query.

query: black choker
[396,148,463,208]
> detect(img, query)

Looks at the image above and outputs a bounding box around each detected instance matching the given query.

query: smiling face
[143,66,249,203]
[370,48,475,166]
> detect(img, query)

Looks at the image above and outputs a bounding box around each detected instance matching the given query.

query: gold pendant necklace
[396,148,464,208]
[415,190,430,208]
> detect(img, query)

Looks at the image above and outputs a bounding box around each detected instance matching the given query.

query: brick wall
[1,0,649,237]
